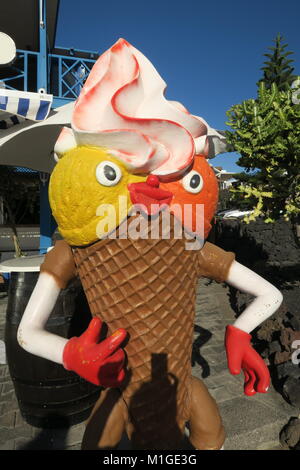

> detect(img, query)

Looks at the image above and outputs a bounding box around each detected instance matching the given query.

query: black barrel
[5,272,101,428]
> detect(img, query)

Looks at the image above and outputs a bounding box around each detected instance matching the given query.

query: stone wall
[214,218,300,282]
[214,217,300,409]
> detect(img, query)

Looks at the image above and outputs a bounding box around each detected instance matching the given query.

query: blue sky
[56,0,300,172]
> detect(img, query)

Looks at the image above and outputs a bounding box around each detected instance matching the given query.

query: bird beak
[128,175,173,215]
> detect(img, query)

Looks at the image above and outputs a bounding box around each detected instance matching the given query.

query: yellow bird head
[49,146,146,246]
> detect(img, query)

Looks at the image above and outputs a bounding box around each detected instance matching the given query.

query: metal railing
[0,49,97,102]
[0,50,39,92]
[49,53,96,100]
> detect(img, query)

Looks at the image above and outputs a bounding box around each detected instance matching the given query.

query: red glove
[225,324,270,396]
[63,318,127,388]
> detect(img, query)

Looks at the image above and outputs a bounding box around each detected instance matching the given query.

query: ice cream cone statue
[17,39,283,450]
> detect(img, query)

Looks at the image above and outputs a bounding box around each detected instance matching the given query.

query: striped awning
[0,89,53,123]
[0,101,73,173]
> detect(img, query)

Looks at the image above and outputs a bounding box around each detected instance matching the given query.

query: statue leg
[81,388,128,450]
[188,376,225,450]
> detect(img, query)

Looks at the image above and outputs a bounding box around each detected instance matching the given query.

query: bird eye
[96,161,122,186]
[182,170,203,194]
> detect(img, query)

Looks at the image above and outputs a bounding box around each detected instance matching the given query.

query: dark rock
[274,351,292,364]
[256,303,287,343]
[273,329,300,364]
[269,341,282,354]
[280,417,300,450]
[290,316,300,332]
[283,376,300,407]
[215,218,300,284]
[276,361,299,380]
[280,329,300,349]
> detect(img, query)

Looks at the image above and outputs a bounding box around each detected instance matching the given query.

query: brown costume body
[41,214,234,450]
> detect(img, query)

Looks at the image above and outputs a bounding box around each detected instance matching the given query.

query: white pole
[39,0,45,28]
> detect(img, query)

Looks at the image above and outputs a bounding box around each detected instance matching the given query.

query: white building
[211,166,237,190]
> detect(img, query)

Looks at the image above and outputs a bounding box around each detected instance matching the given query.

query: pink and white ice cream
[54,38,210,180]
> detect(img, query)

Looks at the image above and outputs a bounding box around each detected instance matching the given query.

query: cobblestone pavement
[0,280,296,450]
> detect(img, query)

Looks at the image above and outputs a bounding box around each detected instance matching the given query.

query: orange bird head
[160,155,219,239]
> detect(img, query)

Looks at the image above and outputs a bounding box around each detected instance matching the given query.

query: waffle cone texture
[41,214,234,449]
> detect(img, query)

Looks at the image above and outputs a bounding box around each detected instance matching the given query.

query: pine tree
[225,34,300,223]
[258,33,297,91]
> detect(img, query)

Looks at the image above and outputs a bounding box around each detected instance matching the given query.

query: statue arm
[223,260,283,395]
[225,260,283,333]
[17,272,67,364]
[17,271,127,387]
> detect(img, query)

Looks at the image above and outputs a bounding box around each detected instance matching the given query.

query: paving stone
[193,344,215,354]
[195,306,219,315]
[0,425,32,444]
[220,397,290,439]
[14,410,26,428]
[223,378,246,397]
[0,412,16,428]
[0,391,15,404]
[202,352,227,363]
[0,366,9,377]
[4,398,19,411]
[212,345,225,353]
[224,420,289,450]
[14,437,35,450]
[208,387,235,403]
[210,364,230,375]
[0,439,14,450]
[14,413,34,434]
[65,423,85,446]
[211,331,225,340]
[252,390,297,414]
[65,443,82,450]
[0,341,6,365]
[0,375,12,385]
[1,382,15,395]
[256,440,286,451]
